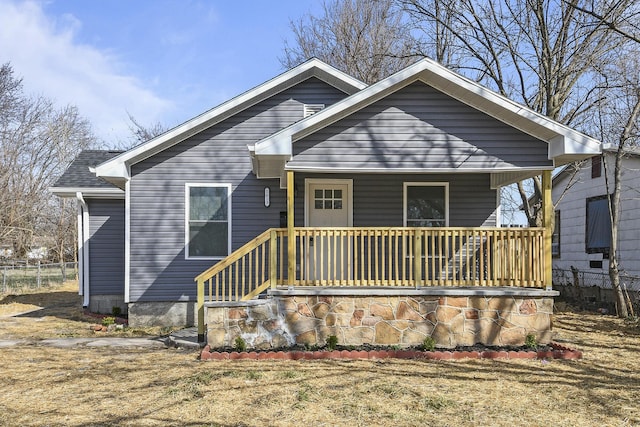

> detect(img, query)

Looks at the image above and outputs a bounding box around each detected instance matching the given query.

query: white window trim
[185,183,232,260]
[403,182,449,227]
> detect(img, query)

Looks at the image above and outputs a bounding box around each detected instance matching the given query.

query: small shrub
[245,370,262,380]
[101,316,115,326]
[111,306,122,317]
[421,395,454,411]
[326,335,338,351]
[525,333,538,349]
[281,370,299,379]
[234,336,247,352]
[422,336,436,351]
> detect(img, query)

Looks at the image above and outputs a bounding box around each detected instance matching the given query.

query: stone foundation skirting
[128,301,196,327]
[205,287,558,350]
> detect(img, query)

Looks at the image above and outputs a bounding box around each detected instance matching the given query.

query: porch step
[166,327,203,350]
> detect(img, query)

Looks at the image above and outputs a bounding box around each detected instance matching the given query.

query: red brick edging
[200,342,582,361]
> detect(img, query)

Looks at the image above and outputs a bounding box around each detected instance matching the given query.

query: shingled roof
[51,150,124,197]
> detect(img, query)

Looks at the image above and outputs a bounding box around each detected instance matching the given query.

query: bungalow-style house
[552,144,640,277]
[52,58,600,348]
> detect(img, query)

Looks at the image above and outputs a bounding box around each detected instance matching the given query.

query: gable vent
[303,104,325,118]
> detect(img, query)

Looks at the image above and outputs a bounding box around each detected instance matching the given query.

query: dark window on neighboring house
[552,210,561,258]
[591,155,602,178]
[586,195,611,257]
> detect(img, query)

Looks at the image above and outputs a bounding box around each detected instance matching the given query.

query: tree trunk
[605,94,640,318]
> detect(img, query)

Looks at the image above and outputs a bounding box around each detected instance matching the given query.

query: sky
[0,0,322,147]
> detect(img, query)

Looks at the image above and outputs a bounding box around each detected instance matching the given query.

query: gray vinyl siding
[289,81,552,170]
[129,78,348,302]
[293,174,497,227]
[88,199,125,295]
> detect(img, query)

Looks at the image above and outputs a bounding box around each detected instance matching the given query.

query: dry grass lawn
[1,283,639,426]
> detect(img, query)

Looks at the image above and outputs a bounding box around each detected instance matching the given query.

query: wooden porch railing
[195,227,545,340]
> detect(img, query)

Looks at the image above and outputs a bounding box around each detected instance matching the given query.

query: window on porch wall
[403,183,448,227]
[185,184,231,259]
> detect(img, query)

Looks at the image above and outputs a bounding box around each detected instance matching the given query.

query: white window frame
[185,183,232,260]
[403,182,449,227]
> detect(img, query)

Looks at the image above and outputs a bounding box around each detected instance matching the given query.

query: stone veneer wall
[205,289,556,349]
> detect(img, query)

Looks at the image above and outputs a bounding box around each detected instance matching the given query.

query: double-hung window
[403,183,448,227]
[185,184,231,259]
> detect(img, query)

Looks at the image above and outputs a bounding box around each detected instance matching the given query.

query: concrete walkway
[0,327,202,350]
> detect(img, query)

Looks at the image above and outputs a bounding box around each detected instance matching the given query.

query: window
[552,210,561,258]
[314,189,343,210]
[403,183,448,227]
[185,184,231,259]
[586,195,611,256]
[591,155,602,179]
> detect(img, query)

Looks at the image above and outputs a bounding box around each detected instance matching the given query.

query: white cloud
[0,0,172,146]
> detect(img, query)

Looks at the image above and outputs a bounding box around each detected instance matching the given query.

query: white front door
[305,179,353,282]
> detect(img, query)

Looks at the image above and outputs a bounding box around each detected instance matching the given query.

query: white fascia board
[94,161,130,182]
[254,58,601,161]
[50,187,124,198]
[548,134,602,166]
[284,165,552,174]
[414,59,602,151]
[94,59,365,181]
[312,59,367,91]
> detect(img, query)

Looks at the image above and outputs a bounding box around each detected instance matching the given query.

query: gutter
[76,192,90,307]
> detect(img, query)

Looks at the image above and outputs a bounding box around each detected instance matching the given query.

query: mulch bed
[200,342,582,361]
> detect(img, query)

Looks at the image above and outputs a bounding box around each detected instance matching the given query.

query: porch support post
[542,170,553,290]
[196,278,205,343]
[287,170,296,283]
[270,229,277,288]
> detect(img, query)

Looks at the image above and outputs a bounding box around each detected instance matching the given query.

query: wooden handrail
[195,228,285,341]
[194,228,276,283]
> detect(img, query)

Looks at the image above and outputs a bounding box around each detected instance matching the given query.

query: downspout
[124,179,130,304]
[76,192,90,307]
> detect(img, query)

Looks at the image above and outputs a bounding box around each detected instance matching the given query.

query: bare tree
[281,0,418,84]
[401,0,633,226]
[0,63,95,259]
[566,0,640,44]
[590,54,640,318]
[126,112,168,148]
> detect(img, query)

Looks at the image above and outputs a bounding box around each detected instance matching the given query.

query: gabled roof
[50,150,124,197]
[94,58,367,188]
[251,57,601,176]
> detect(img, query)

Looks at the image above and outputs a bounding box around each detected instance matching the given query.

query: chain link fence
[553,268,639,315]
[553,268,640,291]
[1,262,77,294]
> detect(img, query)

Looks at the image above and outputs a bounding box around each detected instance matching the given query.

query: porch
[195,171,555,344]
[196,228,556,349]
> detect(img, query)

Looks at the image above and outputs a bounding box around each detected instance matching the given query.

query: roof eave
[253,57,603,166]
[49,187,125,199]
[95,58,366,180]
